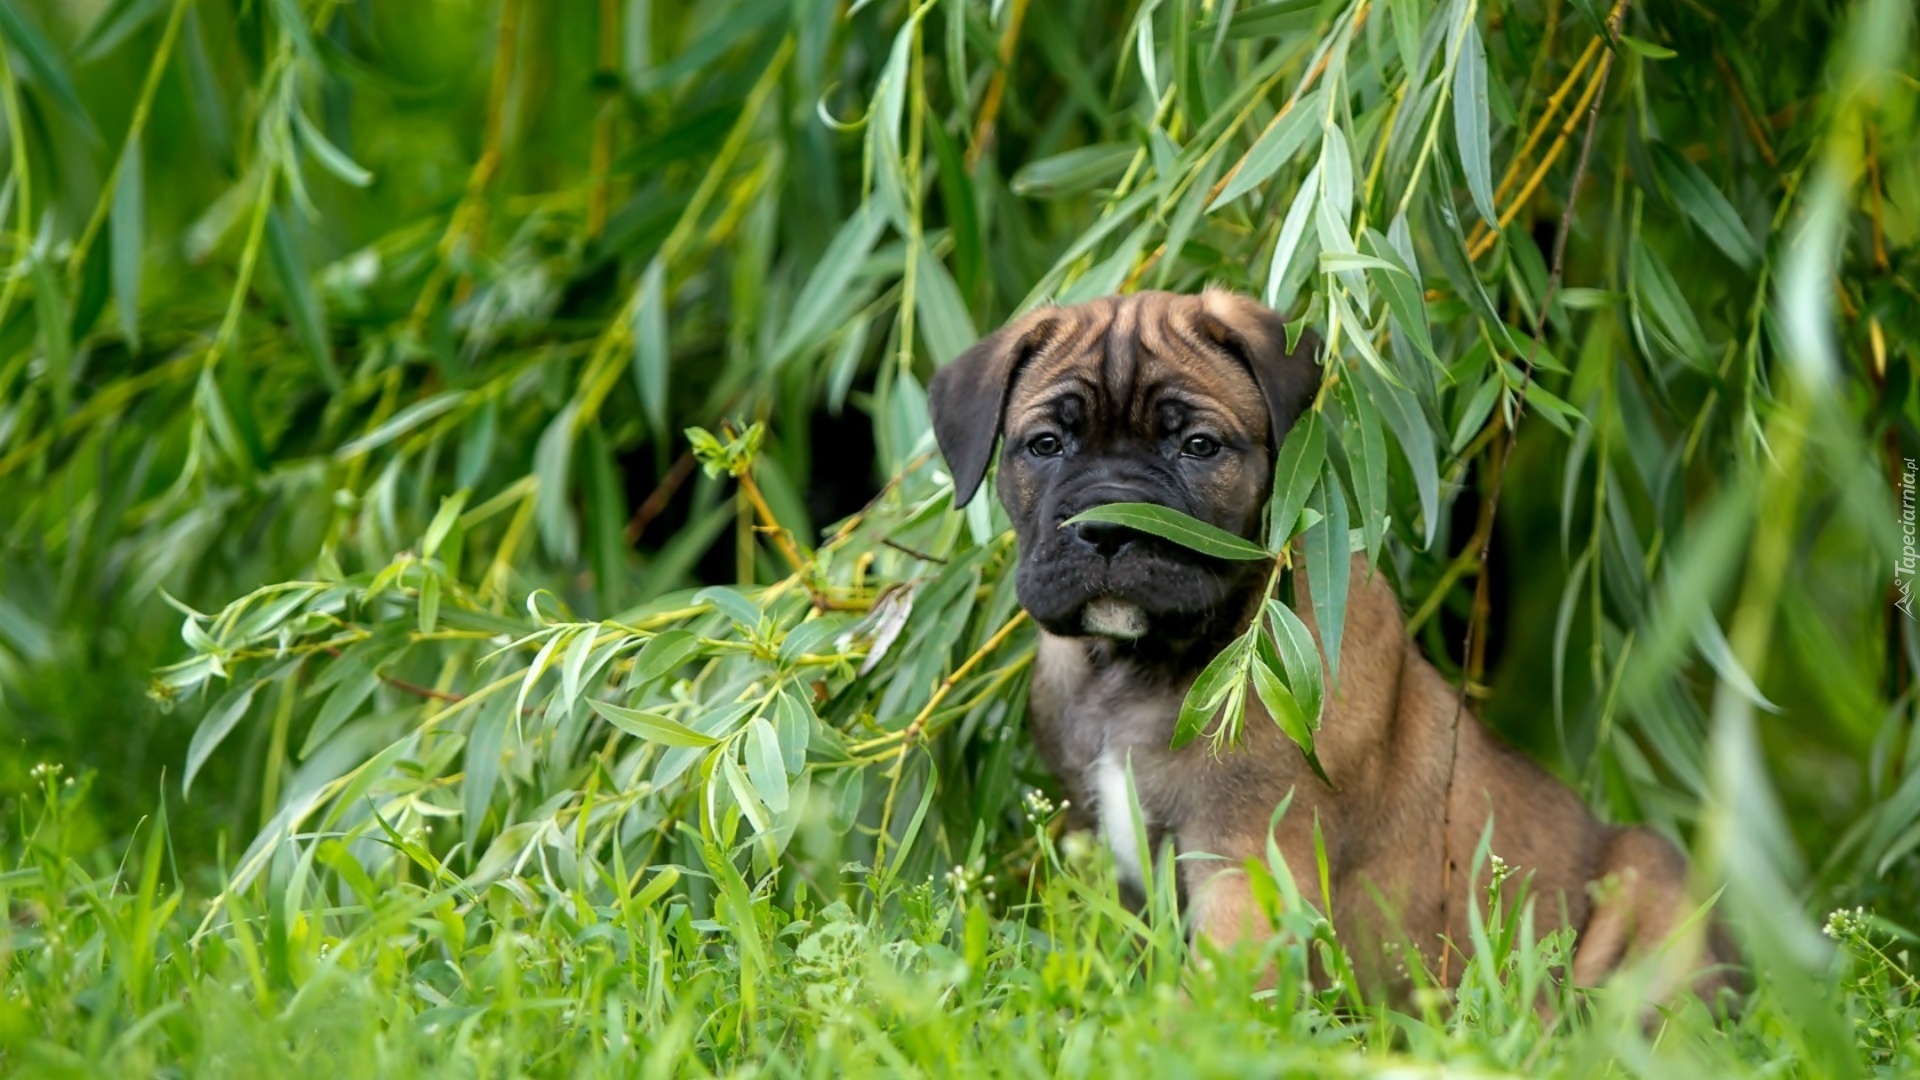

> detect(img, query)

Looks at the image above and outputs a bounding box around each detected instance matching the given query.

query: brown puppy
[928,288,1735,1003]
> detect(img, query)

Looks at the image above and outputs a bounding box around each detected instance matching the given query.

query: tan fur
[975,291,1738,1005]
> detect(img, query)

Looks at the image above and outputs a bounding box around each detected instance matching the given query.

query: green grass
[2,0,1918,1074]
[4,761,1916,1077]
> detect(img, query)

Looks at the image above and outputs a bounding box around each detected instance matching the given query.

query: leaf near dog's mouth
[1059,502,1274,562]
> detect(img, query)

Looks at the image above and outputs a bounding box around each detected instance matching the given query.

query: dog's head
[928,289,1320,648]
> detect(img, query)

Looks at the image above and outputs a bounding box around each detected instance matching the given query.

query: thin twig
[1714,51,1778,168]
[1865,122,1889,273]
[1464,36,1602,257]
[625,450,697,544]
[881,538,949,564]
[736,466,807,572]
[823,452,935,548]
[966,0,1032,171]
[323,643,470,705]
[1435,0,1629,988]
[1466,56,1608,261]
[381,673,467,705]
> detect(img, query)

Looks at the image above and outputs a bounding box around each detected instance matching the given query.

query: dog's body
[928,289,1733,1001]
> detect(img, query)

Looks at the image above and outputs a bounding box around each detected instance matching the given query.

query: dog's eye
[1028,434,1064,457]
[1181,435,1222,459]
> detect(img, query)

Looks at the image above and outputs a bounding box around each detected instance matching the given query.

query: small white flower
[1488,852,1513,887]
[944,863,976,895]
[1823,905,1870,940]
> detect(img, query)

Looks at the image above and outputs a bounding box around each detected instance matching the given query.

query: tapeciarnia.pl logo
[1900,457,1917,620]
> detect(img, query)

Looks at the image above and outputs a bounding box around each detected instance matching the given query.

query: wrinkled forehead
[1002,294,1268,441]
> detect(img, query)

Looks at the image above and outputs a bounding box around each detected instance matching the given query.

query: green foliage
[5,765,1920,1076]
[0,0,1917,1073]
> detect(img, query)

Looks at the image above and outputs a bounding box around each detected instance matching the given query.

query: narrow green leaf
[110,135,144,350]
[745,716,789,813]
[337,393,465,458]
[1389,0,1421,74]
[779,615,849,664]
[1058,220,1151,306]
[1223,0,1321,39]
[927,114,982,297]
[422,490,469,560]
[559,628,598,716]
[264,208,342,391]
[913,242,977,364]
[589,699,718,747]
[1062,502,1273,561]
[1552,547,1592,737]
[462,696,511,854]
[1318,251,1405,275]
[773,689,813,773]
[1320,124,1354,228]
[771,202,885,367]
[184,679,258,797]
[1693,610,1780,714]
[302,667,378,758]
[291,106,373,188]
[1651,143,1760,271]
[631,629,704,687]
[1252,649,1312,750]
[1619,34,1677,59]
[829,767,866,833]
[1156,153,1223,287]
[1264,598,1324,726]
[1210,89,1323,210]
[1303,466,1350,683]
[1357,363,1439,549]
[1632,240,1712,369]
[1009,143,1135,199]
[1341,378,1388,564]
[631,257,670,437]
[694,585,764,629]
[417,573,440,634]
[0,3,101,144]
[633,865,682,911]
[70,212,111,343]
[78,0,169,60]
[1361,231,1437,366]
[533,403,580,562]
[718,749,773,839]
[1173,635,1250,749]
[1267,410,1325,548]
[1327,285,1396,387]
[1450,374,1502,454]
[28,249,73,415]
[515,630,567,722]
[1451,19,1496,227]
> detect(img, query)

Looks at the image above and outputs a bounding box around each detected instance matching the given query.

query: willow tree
[0,0,1915,1067]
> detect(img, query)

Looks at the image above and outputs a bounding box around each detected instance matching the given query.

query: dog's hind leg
[1571,825,1737,1006]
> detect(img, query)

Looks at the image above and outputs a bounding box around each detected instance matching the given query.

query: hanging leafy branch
[0,3,1915,1062]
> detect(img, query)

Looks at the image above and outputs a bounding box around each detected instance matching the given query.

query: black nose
[1074,521,1140,559]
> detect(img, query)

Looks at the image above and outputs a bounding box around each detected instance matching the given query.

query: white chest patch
[1092,749,1150,893]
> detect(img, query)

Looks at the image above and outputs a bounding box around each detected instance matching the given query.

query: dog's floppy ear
[927,312,1056,507]
[1193,289,1322,448]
